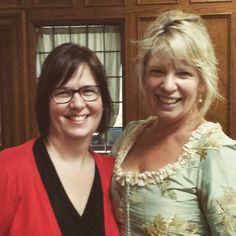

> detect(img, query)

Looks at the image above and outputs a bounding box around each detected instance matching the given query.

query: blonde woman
[111,10,236,235]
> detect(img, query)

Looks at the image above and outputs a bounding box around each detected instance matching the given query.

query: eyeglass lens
[53,86,100,104]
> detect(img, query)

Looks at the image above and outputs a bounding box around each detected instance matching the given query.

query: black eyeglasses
[52,85,100,104]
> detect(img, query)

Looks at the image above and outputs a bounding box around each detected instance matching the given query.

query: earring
[198,94,203,104]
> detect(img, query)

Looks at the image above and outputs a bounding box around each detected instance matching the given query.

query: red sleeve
[93,153,120,236]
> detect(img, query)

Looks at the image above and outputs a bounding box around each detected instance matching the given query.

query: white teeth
[69,115,87,122]
[159,97,179,104]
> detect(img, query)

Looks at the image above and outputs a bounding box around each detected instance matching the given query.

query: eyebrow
[147,64,166,70]
[59,85,98,89]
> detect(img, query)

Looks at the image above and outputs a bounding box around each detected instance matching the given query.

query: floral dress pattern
[111,117,236,236]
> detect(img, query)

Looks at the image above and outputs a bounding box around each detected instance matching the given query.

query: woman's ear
[198,82,206,93]
[197,83,206,104]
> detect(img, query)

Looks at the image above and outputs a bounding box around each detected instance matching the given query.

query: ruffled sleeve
[197,138,236,235]
[111,119,148,157]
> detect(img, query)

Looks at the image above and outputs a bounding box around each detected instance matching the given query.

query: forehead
[147,50,192,69]
[65,63,96,86]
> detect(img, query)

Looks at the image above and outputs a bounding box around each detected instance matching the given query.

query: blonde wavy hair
[137,10,221,116]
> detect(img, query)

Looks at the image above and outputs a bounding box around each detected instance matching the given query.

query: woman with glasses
[0,43,119,236]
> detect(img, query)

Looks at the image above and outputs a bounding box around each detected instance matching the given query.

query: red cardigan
[0,139,119,236]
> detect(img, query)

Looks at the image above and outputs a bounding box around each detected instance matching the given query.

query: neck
[45,134,92,162]
[155,114,206,137]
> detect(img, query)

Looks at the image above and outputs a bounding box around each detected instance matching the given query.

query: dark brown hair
[36,42,112,140]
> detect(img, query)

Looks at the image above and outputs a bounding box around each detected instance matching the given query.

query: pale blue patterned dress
[111,116,236,236]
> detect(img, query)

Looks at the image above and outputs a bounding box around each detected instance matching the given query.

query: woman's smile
[157,95,182,105]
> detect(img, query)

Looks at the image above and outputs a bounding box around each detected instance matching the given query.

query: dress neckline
[113,117,221,186]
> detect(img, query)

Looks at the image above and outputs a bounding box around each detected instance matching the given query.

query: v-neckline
[34,138,97,218]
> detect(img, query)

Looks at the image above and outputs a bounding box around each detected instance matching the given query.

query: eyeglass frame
[52,85,100,104]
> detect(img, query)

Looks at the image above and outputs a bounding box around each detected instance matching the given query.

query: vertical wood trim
[203,13,232,135]
[229,13,236,139]
[0,11,28,148]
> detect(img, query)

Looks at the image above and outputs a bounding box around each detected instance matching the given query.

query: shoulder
[0,139,37,195]
[92,152,115,168]
[123,117,155,134]
[196,123,236,176]
[191,122,235,154]
[200,142,236,171]
[92,152,115,183]
[111,116,156,156]
[0,139,36,169]
[197,122,236,159]
[0,139,35,156]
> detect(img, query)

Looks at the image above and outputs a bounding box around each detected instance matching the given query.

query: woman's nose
[68,92,86,109]
[161,74,177,92]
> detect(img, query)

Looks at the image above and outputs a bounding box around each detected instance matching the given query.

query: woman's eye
[83,89,95,95]
[150,69,164,76]
[82,89,98,97]
[55,91,71,97]
[177,71,192,77]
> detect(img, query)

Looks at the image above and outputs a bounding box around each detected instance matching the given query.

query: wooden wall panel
[85,0,127,6]
[34,0,74,7]
[137,0,178,4]
[0,11,29,149]
[0,0,22,7]
[137,16,156,119]
[229,13,236,138]
[191,0,231,2]
[203,14,231,134]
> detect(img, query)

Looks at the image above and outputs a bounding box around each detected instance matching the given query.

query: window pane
[95,52,105,65]
[71,26,87,46]
[88,25,104,51]
[91,133,106,152]
[37,27,54,52]
[91,127,123,153]
[112,102,123,127]
[104,25,121,51]
[107,77,121,102]
[105,52,121,76]
[107,127,123,145]
[54,27,70,47]
[36,53,48,77]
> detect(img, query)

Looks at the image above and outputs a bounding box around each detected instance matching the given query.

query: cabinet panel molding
[190,0,231,2]
[0,0,22,7]
[85,0,127,6]
[137,0,178,4]
[34,0,75,7]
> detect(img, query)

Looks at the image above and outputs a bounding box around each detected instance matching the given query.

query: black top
[33,138,105,236]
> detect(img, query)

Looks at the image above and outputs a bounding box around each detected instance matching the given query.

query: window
[36,25,123,152]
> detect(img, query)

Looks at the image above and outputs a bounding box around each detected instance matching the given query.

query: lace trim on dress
[113,117,222,186]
